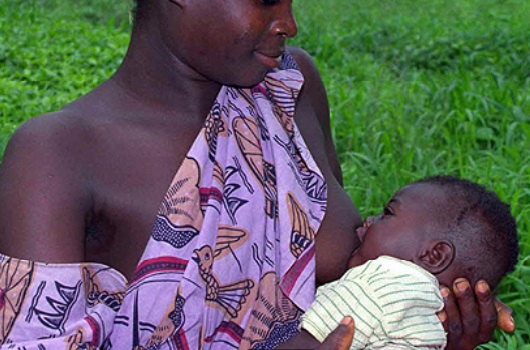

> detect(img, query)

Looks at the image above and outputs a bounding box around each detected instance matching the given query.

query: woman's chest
[84,126,203,279]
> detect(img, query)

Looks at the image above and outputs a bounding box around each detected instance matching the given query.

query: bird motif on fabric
[168,292,185,332]
[151,215,199,249]
[192,245,254,318]
[262,76,300,137]
[233,116,278,219]
[241,272,302,349]
[214,226,249,261]
[82,268,124,313]
[158,157,203,228]
[287,193,316,258]
[145,288,187,348]
[65,328,95,349]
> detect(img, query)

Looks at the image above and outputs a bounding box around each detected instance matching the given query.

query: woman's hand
[438,279,515,350]
[316,316,355,350]
[276,316,354,350]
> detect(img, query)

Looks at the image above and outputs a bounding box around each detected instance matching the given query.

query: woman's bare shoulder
[287,46,326,94]
[0,111,94,262]
[4,109,96,169]
[287,46,331,135]
[286,46,316,71]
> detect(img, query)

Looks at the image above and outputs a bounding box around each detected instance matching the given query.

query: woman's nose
[271,3,298,38]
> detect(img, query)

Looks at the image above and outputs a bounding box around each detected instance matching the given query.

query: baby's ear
[415,240,455,275]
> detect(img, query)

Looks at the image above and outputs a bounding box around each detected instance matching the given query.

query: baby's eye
[383,207,394,217]
[262,0,281,5]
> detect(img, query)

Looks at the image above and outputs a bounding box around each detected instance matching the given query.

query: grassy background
[1,0,529,348]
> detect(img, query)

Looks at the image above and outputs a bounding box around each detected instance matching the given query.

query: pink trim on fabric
[130,257,188,284]
[282,246,315,295]
[85,315,101,346]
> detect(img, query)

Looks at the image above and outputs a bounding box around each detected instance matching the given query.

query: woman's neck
[111,20,223,123]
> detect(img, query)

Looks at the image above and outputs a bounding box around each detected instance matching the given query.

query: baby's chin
[347,247,366,270]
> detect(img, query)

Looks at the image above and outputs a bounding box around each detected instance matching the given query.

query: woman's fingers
[317,316,355,350]
[474,280,498,343]
[452,278,480,339]
[441,284,463,347]
[494,297,515,332]
[442,279,503,350]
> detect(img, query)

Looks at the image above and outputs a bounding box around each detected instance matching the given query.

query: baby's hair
[415,175,519,289]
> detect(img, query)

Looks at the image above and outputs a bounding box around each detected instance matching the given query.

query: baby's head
[349,175,519,289]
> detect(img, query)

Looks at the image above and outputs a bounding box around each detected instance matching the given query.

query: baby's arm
[295,258,447,349]
[298,268,382,349]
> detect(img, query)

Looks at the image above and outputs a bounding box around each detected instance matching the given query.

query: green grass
[293,1,530,348]
[1,0,529,348]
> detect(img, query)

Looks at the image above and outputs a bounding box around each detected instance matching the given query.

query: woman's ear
[414,240,455,275]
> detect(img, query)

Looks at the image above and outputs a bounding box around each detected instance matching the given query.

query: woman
[0,0,512,348]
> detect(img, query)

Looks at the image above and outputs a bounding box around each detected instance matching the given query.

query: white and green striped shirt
[301,256,447,349]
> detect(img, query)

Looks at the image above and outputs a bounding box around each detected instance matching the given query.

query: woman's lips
[255,51,282,69]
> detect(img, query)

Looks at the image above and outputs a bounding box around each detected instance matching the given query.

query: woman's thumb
[317,316,355,350]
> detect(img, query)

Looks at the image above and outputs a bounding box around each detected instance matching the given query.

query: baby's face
[348,183,445,269]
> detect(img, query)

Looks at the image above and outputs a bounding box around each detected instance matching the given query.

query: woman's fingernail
[440,287,450,299]
[477,280,489,293]
[340,316,353,326]
[455,279,469,292]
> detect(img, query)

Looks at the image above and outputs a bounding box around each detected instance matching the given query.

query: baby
[287,175,519,349]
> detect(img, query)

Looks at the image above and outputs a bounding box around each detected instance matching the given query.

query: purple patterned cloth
[0,54,327,349]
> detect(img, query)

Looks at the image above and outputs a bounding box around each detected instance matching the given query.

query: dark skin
[284,183,511,349]
[0,0,512,348]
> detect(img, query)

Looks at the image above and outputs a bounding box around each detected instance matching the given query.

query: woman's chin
[222,72,270,89]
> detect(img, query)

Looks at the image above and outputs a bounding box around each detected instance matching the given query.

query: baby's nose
[356,226,367,242]
[364,216,377,228]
